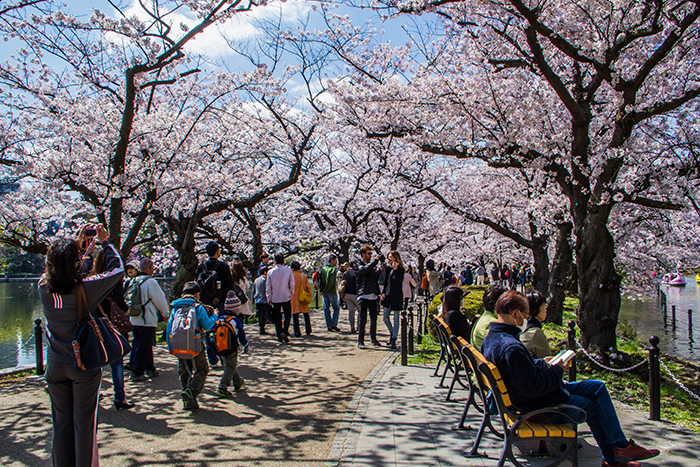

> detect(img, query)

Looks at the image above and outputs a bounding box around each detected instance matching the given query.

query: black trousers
[292,312,312,335]
[271,301,292,341]
[358,298,379,344]
[131,326,156,376]
[256,302,270,333]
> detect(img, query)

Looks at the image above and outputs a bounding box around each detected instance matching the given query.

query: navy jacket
[481,322,568,413]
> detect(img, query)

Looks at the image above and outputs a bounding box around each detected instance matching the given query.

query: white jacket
[129,275,170,327]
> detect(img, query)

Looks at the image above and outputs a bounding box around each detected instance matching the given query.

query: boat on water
[696,272,700,284]
[662,270,686,287]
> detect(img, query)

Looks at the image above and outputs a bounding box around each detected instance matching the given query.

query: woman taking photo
[381,250,405,350]
[38,225,124,466]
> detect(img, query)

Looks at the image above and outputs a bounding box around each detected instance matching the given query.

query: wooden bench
[460,340,585,467]
[433,315,469,401]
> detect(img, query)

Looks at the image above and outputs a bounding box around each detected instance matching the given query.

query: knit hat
[126,260,140,270]
[224,291,241,313]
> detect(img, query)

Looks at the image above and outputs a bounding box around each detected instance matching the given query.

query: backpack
[124,276,152,317]
[167,303,201,359]
[197,262,220,306]
[312,270,320,289]
[212,315,240,356]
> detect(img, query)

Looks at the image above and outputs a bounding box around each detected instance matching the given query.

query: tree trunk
[530,237,550,298]
[171,247,199,299]
[576,214,620,354]
[546,221,572,325]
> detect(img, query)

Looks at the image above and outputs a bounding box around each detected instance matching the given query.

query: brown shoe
[613,439,660,462]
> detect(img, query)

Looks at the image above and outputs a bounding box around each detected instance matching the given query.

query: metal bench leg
[465,411,490,458]
[452,384,476,430]
[436,358,452,388]
[432,347,446,377]
[445,363,462,401]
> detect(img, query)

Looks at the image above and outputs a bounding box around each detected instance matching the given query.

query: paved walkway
[2,307,700,466]
[330,359,700,466]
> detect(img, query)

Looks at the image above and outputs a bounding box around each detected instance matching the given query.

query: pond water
[0,280,173,371]
[618,276,700,365]
[2,277,699,370]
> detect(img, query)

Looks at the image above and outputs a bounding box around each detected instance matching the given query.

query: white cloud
[115,0,312,59]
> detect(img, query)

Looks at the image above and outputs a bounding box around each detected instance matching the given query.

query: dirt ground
[0,310,393,466]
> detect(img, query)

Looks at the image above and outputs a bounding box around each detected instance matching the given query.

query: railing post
[649,336,661,421]
[34,319,44,376]
[567,320,577,382]
[401,310,408,366]
[416,302,423,345]
[672,305,676,327]
[408,306,415,355]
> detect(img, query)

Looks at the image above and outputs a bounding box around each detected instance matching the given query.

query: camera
[85,226,97,237]
[377,253,385,262]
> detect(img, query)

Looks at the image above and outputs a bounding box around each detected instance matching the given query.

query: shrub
[425,285,488,338]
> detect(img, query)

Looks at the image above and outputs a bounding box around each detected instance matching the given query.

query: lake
[0,279,174,371]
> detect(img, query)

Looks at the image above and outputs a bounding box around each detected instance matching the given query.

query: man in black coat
[356,244,383,349]
[196,241,234,366]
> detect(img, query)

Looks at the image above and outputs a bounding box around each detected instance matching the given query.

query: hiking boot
[216,388,234,399]
[358,342,366,349]
[129,373,148,382]
[602,461,640,467]
[145,370,159,378]
[613,439,660,462]
[390,338,398,351]
[182,389,199,410]
[371,339,381,346]
[234,383,245,392]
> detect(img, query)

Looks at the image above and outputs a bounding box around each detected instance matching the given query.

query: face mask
[516,311,528,332]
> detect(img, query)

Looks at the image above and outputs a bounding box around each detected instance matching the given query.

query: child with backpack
[166,281,217,411]
[214,291,250,398]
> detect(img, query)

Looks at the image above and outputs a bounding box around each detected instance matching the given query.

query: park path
[0,310,392,466]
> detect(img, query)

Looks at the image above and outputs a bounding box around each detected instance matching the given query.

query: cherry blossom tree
[324,0,700,352]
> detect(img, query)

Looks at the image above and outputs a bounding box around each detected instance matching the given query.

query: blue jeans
[383,307,400,339]
[110,358,125,402]
[564,380,626,462]
[323,293,340,328]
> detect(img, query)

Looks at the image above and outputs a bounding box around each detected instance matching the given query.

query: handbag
[72,284,132,371]
[299,280,313,305]
[106,296,134,335]
[232,282,249,305]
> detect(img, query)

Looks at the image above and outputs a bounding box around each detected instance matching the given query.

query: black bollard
[567,320,577,382]
[416,302,423,345]
[315,289,319,310]
[401,310,408,366]
[408,307,415,356]
[34,319,44,376]
[649,336,661,421]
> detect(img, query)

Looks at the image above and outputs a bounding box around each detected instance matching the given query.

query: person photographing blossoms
[38,225,124,467]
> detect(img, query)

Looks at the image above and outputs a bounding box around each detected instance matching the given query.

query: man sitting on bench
[481,290,660,467]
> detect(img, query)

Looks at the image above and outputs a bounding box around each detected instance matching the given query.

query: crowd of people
[37,226,657,467]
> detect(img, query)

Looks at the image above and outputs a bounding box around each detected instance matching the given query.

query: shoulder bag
[72,284,132,371]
